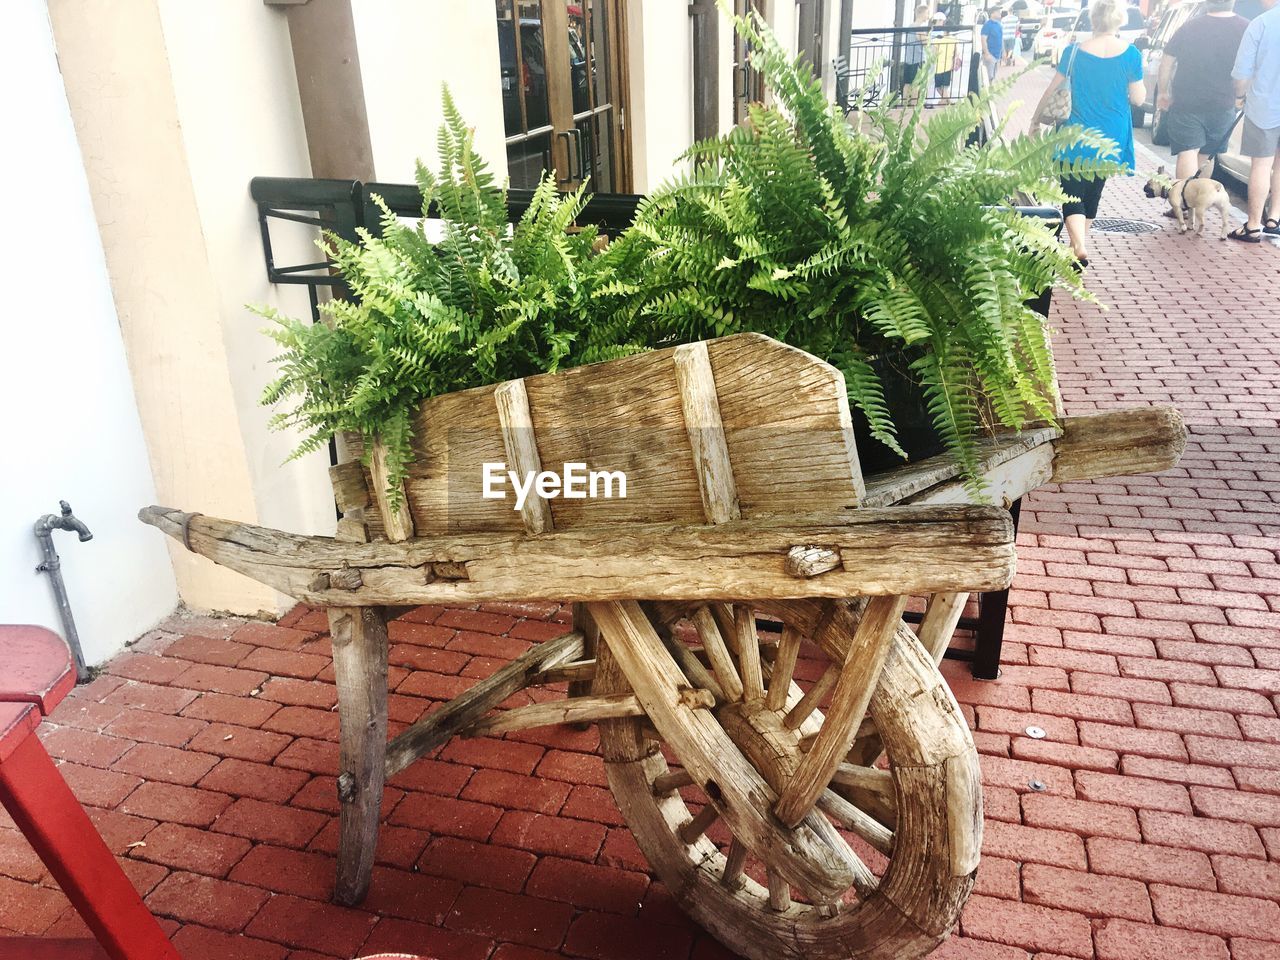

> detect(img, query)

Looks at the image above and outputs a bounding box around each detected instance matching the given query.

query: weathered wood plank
[139,504,1016,606]
[383,631,583,777]
[765,624,803,712]
[674,341,741,525]
[495,378,554,534]
[328,606,388,906]
[369,437,415,542]
[1052,406,1186,483]
[465,693,645,738]
[403,334,865,535]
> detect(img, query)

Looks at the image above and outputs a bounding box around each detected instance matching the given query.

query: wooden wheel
[588,598,981,960]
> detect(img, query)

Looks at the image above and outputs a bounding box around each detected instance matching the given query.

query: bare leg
[1268,149,1280,223]
[1064,212,1089,260]
[1173,148,1199,181]
[1246,154,1275,229]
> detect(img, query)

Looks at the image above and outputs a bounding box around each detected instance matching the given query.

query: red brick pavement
[3,178,1280,960]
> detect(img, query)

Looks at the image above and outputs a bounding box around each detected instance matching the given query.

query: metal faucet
[34,500,93,679]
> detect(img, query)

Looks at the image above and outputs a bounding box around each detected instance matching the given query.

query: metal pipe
[34,500,92,680]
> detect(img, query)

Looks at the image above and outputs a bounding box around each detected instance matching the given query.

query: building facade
[4,0,843,663]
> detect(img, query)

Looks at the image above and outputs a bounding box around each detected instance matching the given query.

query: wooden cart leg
[329,605,389,906]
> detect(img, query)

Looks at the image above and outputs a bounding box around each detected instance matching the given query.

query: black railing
[836,25,976,113]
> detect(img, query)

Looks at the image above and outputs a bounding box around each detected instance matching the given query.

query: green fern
[257,87,639,508]
[607,5,1121,495]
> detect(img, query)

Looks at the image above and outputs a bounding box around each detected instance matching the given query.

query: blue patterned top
[1057,43,1143,173]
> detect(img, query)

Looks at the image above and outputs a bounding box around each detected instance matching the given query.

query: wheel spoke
[831,763,894,797]
[784,663,839,731]
[766,623,803,712]
[734,604,766,701]
[722,837,748,889]
[804,808,879,899]
[766,869,792,911]
[692,606,744,701]
[679,804,720,845]
[818,788,894,856]
[664,633,726,702]
[653,768,694,795]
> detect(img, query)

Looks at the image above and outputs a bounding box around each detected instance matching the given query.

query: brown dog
[1143,160,1233,239]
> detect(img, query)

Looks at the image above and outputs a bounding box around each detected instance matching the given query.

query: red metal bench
[0,625,179,960]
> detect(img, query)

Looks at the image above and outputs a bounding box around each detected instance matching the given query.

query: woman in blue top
[1030,0,1145,267]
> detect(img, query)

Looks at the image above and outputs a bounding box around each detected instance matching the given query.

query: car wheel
[1152,107,1170,146]
[1131,104,1145,128]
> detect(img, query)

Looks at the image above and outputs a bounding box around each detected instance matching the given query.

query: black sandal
[1229,226,1262,244]
[1265,218,1280,236]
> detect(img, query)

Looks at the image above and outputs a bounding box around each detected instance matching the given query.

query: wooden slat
[369,437,414,542]
[328,461,370,513]
[495,378,554,534]
[531,659,597,685]
[691,606,744,702]
[918,592,969,664]
[139,504,1017,606]
[383,631,583,777]
[861,426,1059,507]
[773,595,907,827]
[673,341,740,524]
[733,604,765,701]
[765,624,803,712]
[465,693,644,738]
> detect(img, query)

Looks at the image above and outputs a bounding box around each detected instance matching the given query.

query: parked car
[1037,4,1147,65]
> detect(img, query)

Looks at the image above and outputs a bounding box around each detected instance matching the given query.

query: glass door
[496,0,628,192]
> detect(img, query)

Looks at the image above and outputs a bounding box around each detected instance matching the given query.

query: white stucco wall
[1,1,178,665]
[157,0,336,541]
[627,0,696,192]
[353,1,508,186]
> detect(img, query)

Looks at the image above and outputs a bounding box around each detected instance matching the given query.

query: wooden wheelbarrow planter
[141,334,1184,960]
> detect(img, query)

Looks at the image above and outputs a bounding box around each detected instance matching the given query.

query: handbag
[1040,45,1079,126]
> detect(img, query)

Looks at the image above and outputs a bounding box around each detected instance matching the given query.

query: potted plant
[597,10,1119,486]
[260,11,1118,500]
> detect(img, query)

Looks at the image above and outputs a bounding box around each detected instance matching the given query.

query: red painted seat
[0,625,180,960]
[0,626,76,716]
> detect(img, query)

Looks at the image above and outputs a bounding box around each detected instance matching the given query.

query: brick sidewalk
[3,130,1279,960]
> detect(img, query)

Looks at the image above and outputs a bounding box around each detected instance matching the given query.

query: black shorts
[903,62,922,85]
[935,70,954,88]
[1061,175,1107,219]
[1166,105,1237,156]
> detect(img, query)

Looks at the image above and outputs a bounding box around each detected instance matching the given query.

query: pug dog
[1143,160,1233,240]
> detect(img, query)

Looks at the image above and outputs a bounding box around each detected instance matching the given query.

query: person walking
[1156,0,1249,182]
[903,4,932,101]
[931,11,962,104]
[1030,0,1146,266]
[981,8,1006,81]
[1229,0,1280,242]
[1002,8,1020,65]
